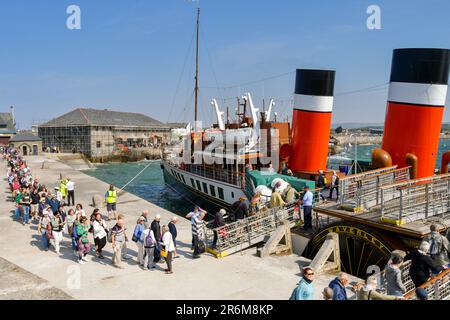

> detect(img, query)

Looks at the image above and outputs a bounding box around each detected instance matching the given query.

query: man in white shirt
[66,178,75,206]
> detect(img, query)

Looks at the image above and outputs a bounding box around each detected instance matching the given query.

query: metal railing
[203,203,298,256]
[380,174,450,224]
[368,258,450,300]
[185,164,243,187]
[338,166,410,211]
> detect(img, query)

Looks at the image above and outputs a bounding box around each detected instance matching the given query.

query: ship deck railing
[184,164,243,187]
[338,166,411,211]
[203,190,327,257]
[373,259,450,300]
[380,174,450,224]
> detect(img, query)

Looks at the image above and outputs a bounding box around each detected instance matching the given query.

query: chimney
[290,69,336,173]
[381,48,450,178]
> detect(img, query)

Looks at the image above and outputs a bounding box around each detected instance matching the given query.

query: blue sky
[0,0,449,129]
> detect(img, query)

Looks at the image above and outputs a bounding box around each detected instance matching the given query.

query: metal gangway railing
[380,174,450,224]
[203,203,298,257]
[338,166,410,211]
[367,258,450,300]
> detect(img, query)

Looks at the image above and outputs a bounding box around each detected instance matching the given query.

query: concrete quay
[1,155,356,300]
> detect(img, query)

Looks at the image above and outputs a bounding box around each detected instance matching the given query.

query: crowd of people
[2,146,182,275]
[291,224,450,300]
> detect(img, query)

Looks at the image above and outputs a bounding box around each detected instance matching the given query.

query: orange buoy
[290,69,336,173]
[381,48,450,178]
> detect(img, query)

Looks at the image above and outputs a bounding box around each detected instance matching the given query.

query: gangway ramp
[205,203,298,258]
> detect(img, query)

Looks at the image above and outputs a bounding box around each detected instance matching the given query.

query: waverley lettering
[176,305,211,318]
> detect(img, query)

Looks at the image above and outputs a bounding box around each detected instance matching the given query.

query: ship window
[196,180,201,190]
[190,178,195,188]
[231,192,235,199]
[202,182,208,194]
[218,187,224,200]
[181,175,186,183]
[209,185,216,197]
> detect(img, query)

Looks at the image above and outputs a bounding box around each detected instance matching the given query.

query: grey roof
[10,132,42,142]
[39,108,166,128]
[0,113,16,132]
[166,122,188,128]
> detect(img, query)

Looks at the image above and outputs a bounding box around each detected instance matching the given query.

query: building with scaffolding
[38,108,174,158]
[0,110,17,145]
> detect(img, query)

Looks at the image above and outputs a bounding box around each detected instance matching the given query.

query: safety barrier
[338,166,410,212]
[380,174,450,225]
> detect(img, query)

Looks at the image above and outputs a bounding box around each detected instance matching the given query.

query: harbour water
[85,139,450,214]
[83,161,194,215]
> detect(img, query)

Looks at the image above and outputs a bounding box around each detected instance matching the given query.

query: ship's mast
[194,6,200,132]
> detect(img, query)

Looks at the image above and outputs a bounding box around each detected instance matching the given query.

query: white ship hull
[161,160,247,210]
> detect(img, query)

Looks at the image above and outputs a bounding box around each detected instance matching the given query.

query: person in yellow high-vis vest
[105,185,118,220]
[60,178,68,203]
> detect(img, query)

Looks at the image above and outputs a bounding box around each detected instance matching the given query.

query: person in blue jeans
[38,211,51,251]
[19,189,31,225]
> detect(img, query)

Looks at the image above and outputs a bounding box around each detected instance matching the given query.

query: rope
[164,183,216,219]
[117,162,153,195]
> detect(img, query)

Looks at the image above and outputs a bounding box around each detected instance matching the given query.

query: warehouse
[38,108,173,158]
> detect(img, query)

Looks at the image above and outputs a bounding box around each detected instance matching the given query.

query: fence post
[434,280,440,300]
[399,188,403,222]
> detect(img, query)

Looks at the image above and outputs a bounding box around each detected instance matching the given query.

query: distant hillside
[332,122,450,130]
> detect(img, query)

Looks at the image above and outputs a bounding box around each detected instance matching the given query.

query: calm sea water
[339,138,450,166]
[85,139,450,214]
[83,161,193,215]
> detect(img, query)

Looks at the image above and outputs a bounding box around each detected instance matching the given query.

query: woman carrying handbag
[161,225,175,274]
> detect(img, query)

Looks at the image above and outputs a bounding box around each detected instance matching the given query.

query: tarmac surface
[0,155,357,300]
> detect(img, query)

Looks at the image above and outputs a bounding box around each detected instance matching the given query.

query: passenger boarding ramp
[204,203,297,258]
[338,166,411,212]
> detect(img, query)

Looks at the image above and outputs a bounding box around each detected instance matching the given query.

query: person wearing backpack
[133,216,146,266]
[76,216,91,264]
[92,212,108,260]
[141,223,157,270]
[421,224,450,273]
[290,267,315,300]
[406,241,442,288]
[329,171,340,200]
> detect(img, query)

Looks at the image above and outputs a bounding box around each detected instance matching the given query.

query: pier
[0,154,354,300]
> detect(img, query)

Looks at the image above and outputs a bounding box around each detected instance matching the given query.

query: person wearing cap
[133,216,146,266]
[168,217,179,258]
[232,196,249,221]
[212,209,226,249]
[37,210,51,251]
[291,267,315,300]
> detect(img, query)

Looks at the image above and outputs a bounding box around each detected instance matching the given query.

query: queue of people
[2,146,180,275]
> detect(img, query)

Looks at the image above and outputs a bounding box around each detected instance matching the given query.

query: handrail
[404,268,450,300]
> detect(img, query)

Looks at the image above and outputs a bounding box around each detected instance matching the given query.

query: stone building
[0,112,17,145]
[38,108,174,158]
[9,132,42,156]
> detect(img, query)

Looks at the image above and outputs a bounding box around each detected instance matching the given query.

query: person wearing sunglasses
[290,267,315,300]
